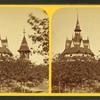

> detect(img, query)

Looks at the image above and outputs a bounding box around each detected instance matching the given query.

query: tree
[27,11,49,64]
[52,59,100,92]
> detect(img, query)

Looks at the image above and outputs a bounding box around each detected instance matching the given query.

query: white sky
[0,8,47,64]
[52,8,100,57]
[1,7,100,63]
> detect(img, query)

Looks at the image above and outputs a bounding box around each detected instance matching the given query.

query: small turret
[83,37,89,49]
[65,37,71,49]
[1,36,8,48]
[73,13,82,47]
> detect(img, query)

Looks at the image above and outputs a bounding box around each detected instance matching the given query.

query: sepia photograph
[0,7,49,93]
[52,8,100,93]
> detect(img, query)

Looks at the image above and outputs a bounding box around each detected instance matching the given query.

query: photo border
[0,5,99,96]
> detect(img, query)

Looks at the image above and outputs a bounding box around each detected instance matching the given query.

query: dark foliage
[52,59,100,92]
[27,13,49,63]
[0,59,48,86]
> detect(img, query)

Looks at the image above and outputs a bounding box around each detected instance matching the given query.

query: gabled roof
[62,47,94,56]
[18,36,30,52]
[0,47,13,56]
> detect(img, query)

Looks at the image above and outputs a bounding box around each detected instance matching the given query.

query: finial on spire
[76,9,79,25]
[23,28,26,36]
[74,10,81,32]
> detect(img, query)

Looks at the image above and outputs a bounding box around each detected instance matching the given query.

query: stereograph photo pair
[0,6,99,94]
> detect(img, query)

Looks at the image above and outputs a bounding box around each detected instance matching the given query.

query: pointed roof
[18,29,30,52]
[74,14,81,32]
[62,47,94,56]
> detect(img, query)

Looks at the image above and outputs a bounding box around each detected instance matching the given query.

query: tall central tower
[62,13,94,59]
[72,15,82,47]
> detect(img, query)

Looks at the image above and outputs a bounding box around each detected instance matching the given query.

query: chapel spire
[18,29,30,60]
[72,13,82,47]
